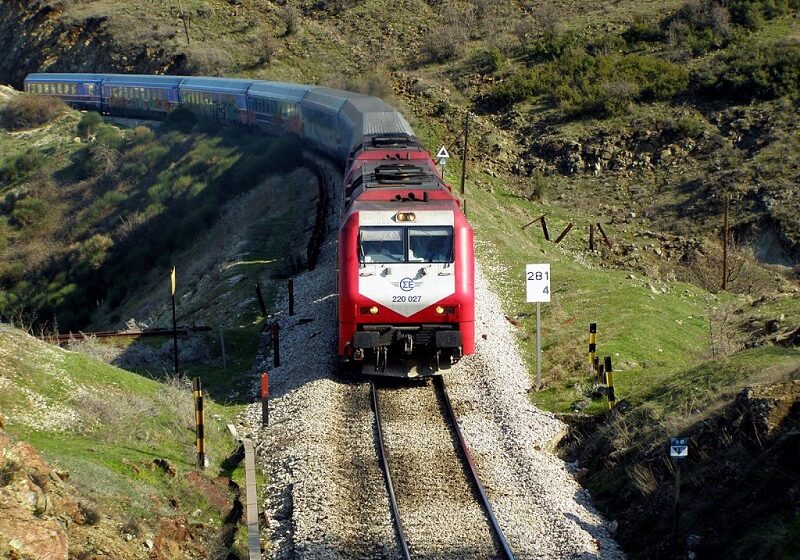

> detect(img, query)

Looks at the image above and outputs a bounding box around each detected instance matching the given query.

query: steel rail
[433,375,516,560]
[370,380,413,560]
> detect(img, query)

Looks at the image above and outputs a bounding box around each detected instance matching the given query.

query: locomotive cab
[338,196,475,377]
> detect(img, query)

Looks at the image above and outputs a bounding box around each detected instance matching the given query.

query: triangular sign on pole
[436,146,450,159]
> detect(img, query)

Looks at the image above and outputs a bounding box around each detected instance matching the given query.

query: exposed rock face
[0,0,182,88]
[0,425,70,560]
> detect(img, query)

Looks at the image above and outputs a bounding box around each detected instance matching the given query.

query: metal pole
[288,278,295,316]
[261,372,269,427]
[536,302,542,390]
[193,377,205,469]
[177,0,191,44]
[219,329,227,370]
[722,194,729,291]
[255,283,267,316]
[460,112,470,214]
[171,294,179,376]
[673,460,682,552]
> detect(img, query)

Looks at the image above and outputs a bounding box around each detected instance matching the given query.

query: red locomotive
[338,135,474,376]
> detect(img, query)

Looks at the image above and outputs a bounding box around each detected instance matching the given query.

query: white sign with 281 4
[526,263,551,303]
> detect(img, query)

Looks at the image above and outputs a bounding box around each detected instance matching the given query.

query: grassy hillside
[0,323,248,559]
[0,0,798,557]
[0,93,310,332]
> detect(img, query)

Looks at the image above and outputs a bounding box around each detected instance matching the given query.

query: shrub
[164,106,196,131]
[487,70,538,106]
[182,44,233,75]
[420,31,465,63]
[1,94,67,130]
[623,17,665,44]
[76,112,102,139]
[129,125,155,145]
[521,31,579,64]
[664,0,732,54]
[724,0,796,29]
[696,39,800,99]
[470,48,505,75]
[10,197,50,227]
[279,6,298,36]
[668,114,707,138]
[0,149,44,183]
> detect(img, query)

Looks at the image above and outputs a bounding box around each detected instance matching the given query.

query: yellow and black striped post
[604,356,616,410]
[588,323,597,373]
[193,377,205,469]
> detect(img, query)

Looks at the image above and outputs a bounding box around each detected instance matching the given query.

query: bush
[470,48,505,75]
[724,0,797,29]
[696,39,800,99]
[523,49,689,116]
[487,71,538,106]
[0,149,44,183]
[182,44,233,75]
[664,0,732,54]
[1,94,67,130]
[164,106,196,131]
[521,31,580,64]
[76,112,102,139]
[10,197,51,227]
[420,32,465,63]
[668,114,707,138]
[623,17,665,44]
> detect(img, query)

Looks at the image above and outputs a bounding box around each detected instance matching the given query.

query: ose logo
[399,278,415,292]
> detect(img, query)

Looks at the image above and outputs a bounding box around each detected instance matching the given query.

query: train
[24,72,475,377]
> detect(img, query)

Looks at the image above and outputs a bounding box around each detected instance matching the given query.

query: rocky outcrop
[0,418,71,559]
[0,0,182,88]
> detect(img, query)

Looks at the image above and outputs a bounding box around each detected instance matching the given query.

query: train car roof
[349,196,458,213]
[248,81,314,102]
[302,87,362,113]
[25,73,108,83]
[102,74,185,87]
[179,77,253,94]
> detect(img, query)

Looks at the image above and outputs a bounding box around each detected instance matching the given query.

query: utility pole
[177,0,191,45]
[722,194,729,291]
[460,112,470,215]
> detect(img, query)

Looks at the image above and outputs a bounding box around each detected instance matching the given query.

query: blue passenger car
[247,81,310,136]
[301,88,360,160]
[24,73,106,111]
[179,77,253,124]
[101,75,184,117]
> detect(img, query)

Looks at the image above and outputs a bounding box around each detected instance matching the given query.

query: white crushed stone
[237,162,625,559]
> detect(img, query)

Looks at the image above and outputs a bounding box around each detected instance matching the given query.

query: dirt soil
[563,382,800,559]
[0,416,235,560]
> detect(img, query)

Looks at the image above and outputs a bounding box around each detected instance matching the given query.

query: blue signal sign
[670,437,689,459]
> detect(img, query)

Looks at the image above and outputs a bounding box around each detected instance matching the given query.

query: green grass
[0,324,241,533]
[460,172,800,418]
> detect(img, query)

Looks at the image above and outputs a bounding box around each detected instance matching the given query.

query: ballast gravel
[238,162,624,559]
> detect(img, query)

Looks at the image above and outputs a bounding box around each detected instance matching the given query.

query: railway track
[371,376,516,559]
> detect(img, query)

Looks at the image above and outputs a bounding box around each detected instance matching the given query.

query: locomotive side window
[360,227,405,263]
[408,226,453,263]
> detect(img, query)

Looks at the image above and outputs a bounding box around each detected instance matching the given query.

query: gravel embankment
[238,162,625,559]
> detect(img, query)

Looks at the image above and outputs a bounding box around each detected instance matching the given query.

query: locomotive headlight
[369,306,379,315]
[395,212,416,222]
[435,306,445,314]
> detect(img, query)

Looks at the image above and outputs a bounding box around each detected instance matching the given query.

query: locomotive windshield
[360,226,453,264]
